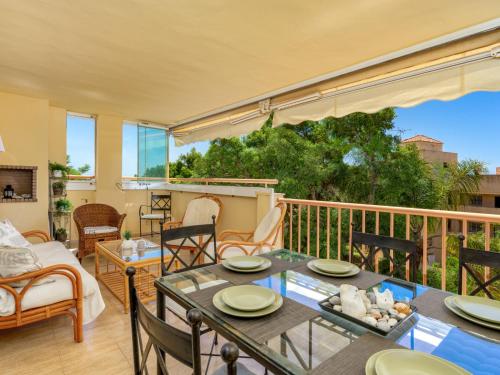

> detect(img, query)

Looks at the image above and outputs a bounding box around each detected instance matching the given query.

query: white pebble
[333,305,342,312]
[388,318,398,328]
[397,312,407,320]
[329,296,341,305]
[377,320,390,331]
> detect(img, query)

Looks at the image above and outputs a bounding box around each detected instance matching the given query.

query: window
[495,196,500,209]
[469,195,483,207]
[66,113,95,177]
[122,122,168,178]
[468,222,483,233]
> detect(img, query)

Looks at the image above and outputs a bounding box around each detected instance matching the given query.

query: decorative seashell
[370,311,382,320]
[358,290,372,309]
[366,292,377,304]
[381,314,389,321]
[377,320,390,331]
[329,296,341,306]
[397,312,407,320]
[394,302,411,315]
[362,316,378,326]
[388,318,398,328]
[339,284,366,318]
[333,305,342,312]
[373,288,394,310]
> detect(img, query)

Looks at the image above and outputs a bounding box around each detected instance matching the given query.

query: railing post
[374,211,380,273]
[316,206,320,258]
[422,216,428,285]
[389,213,394,274]
[461,220,468,294]
[289,204,293,251]
[337,208,342,261]
[349,209,353,263]
[326,207,330,260]
[485,222,491,281]
[307,205,311,256]
[297,205,302,254]
[441,218,447,291]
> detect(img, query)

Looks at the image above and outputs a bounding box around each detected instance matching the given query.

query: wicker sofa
[0,230,105,342]
[73,204,126,259]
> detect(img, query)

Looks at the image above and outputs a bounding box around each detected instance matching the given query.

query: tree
[66,155,91,175]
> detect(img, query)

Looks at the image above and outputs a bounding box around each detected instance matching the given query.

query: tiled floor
[0,255,265,375]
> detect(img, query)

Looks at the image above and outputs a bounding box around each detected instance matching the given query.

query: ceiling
[0,1,499,125]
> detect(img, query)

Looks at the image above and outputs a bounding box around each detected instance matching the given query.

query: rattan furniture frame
[73,203,126,260]
[95,239,173,313]
[216,202,286,259]
[0,230,83,342]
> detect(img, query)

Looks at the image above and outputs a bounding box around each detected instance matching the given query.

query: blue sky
[67,91,500,176]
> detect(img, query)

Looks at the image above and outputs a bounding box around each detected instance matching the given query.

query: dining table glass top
[156,250,500,374]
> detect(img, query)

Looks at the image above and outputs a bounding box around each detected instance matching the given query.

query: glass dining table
[154,250,500,375]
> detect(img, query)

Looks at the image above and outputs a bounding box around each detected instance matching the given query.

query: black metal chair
[127,267,244,375]
[351,231,418,283]
[458,235,500,299]
[139,193,172,236]
[161,216,218,276]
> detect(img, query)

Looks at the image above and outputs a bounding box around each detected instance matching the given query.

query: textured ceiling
[0,0,498,124]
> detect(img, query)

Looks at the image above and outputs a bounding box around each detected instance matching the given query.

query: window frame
[66,111,97,190]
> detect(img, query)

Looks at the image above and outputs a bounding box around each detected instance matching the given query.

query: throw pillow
[0,219,31,248]
[0,246,52,287]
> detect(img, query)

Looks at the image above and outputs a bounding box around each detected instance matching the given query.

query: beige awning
[173,30,500,144]
[0,1,499,144]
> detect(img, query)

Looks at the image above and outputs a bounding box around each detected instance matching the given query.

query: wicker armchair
[215,202,286,260]
[73,204,126,259]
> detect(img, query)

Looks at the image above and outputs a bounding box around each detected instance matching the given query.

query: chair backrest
[253,202,287,244]
[161,218,217,275]
[351,230,418,282]
[151,193,172,212]
[126,267,202,375]
[458,235,500,299]
[182,195,222,226]
[73,203,120,227]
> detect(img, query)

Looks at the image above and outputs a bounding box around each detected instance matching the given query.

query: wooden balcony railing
[279,197,500,294]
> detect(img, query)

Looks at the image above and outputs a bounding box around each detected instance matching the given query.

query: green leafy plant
[123,230,132,240]
[55,198,72,212]
[52,181,65,195]
[54,227,68,242]
[49,161,69,178]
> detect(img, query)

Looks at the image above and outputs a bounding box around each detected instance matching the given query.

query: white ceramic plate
[221,285,276,311]
[222,258,272,273]
[375,349,470,375]
[454,295,500,324]
[307,260,360,277]
[444,296,500,331]
[213,289,283,318]
[226,256,265,270]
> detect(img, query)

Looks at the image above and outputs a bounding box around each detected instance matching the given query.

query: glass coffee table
[95,238,172,313]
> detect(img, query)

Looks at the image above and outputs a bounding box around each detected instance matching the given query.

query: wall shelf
[0,165,37,202]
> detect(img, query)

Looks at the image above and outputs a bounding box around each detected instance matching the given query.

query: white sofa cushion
[141,213,164,220]
[253,206,282,243]
[83,226,118,235]
[0,219,31,247]
[0,241,105,324]
[182,198,220,226]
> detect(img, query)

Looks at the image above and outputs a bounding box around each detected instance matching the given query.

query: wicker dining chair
[126,267,249,375]
[73,203,126,259]
[458,234,500,298]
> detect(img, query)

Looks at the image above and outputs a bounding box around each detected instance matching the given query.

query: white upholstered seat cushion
[253,206,283,243]
[0,241,105,324]
[140,213,165,220]
[83,226,118,235]
[182,198,220,226]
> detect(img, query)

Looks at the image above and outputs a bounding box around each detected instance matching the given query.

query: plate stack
[365,349,470,375]
[307,259,360,277]
[444,295,500,330]
[213,285,283,318]
[222,255,272,273]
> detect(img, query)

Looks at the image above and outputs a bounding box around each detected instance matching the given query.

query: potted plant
[55,198,72,212]
[122,230,135,255]
[52,181,65,196]
[55,227,68,242]
[49,161,69,178]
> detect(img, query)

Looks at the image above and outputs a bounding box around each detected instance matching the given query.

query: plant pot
[53,170,63,178]
[52,185,64,196]
[55,232,68,242]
